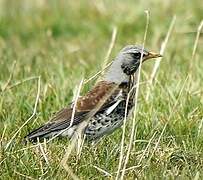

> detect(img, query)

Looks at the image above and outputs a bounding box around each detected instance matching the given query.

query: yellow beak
[144,51,162,61]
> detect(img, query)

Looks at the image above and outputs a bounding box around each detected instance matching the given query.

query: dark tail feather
[24,110,85,143]
[24,122,58,142]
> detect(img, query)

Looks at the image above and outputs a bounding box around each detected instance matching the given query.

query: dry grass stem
[146,16,176,100]
[84,62,112,84]
[92,165,112,177]
[114,164,141,174]
[39,143,49,165]
[1,124,7,143]
[189,20,203,71]
[14,170,36,180]
[61,83,119,178]
[115,83,138,180]
[118,10,150,180]
[60,137,80,180]
[70,79,84,126]
[47,78,84,143]
[76,133,86,158]
[101,26,117,75]
[1,60,16,91]
[137,131,157,165]
[56,79,84,180]
[197,118,203,137]
[145,75,189,166]
[5,76,41,150]
[1,76,39,92]
[60,124,88,180]
[84,26,117,84]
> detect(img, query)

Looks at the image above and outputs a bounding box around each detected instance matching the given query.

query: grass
[0,0,203,179]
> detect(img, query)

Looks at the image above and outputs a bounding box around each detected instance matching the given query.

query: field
[0,0,203,179]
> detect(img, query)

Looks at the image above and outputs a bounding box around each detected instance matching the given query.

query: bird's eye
[132,52,141,59]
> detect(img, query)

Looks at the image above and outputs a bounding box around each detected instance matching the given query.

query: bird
[25,45,162,142]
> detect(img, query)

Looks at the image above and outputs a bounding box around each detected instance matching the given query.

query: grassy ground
[0,0,203,179]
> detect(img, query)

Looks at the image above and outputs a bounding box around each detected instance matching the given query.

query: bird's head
[104,45,162,84]
[119,45,162,75]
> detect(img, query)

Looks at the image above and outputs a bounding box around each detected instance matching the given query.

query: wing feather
[25,81,119,141]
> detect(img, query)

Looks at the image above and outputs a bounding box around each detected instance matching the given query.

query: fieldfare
[25,45,161,142]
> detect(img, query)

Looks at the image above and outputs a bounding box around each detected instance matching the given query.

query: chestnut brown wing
[25,81,119,141]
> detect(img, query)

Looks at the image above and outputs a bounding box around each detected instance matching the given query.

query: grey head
[104,45,162,84]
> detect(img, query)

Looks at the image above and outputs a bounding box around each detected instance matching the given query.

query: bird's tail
[24,108,87,143]
[24,122,61,142]
[24,125,52,142]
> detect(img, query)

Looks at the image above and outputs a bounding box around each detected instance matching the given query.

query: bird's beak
[144,51,162,61]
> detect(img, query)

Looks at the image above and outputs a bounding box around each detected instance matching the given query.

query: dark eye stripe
[132,52,141,59]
